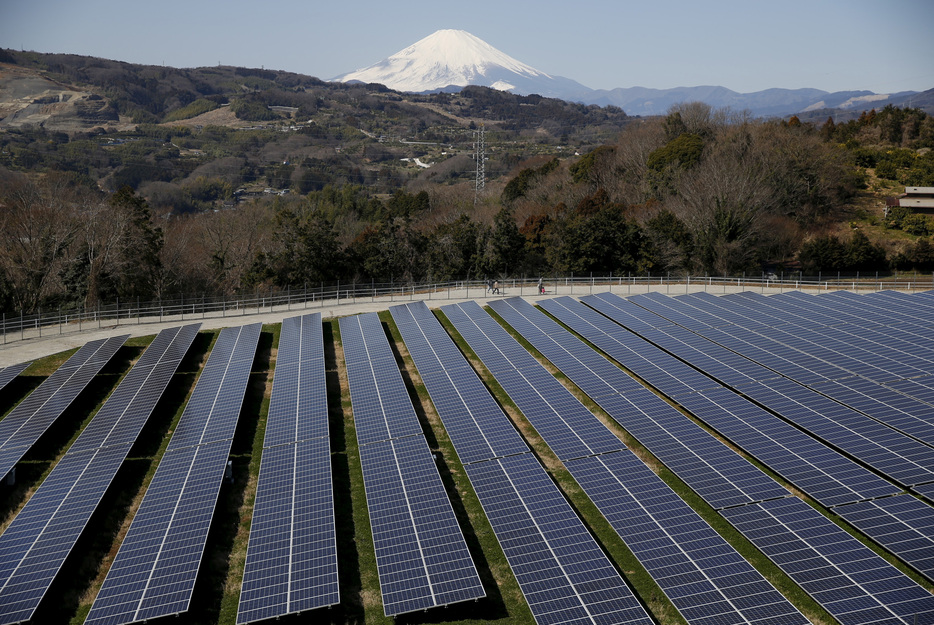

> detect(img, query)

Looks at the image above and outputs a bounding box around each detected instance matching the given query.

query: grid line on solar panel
[0,335,128,482]
[721,497,934,625]
[389,303,529,464]
[834,496,934,583]
[442,301,624,462]
[490,297,787,510]
[339,312,484,616]
[541,295,899,508]
[465,453,653,625]
[85,323,260,625]
[238,313,338,624]
[382,303,658,625]
[565,450,807,625]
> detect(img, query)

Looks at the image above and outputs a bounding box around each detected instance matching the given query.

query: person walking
[537,277,544,295]
[492,280,500,295]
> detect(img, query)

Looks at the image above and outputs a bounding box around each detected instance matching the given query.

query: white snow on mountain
[332,29,588,98]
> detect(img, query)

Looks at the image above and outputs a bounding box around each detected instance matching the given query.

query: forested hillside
[1,51,934,314]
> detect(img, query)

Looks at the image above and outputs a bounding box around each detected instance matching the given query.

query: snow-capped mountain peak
[333,29,590,98]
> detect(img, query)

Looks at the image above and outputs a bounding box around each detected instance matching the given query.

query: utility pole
[474,123,485,206]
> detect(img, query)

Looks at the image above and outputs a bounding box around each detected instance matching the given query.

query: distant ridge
[333,30,930,118]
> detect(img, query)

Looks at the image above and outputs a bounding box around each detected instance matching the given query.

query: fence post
[2,312,4,345]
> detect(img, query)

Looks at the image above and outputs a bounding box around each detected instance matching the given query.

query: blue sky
[2,0,932,94]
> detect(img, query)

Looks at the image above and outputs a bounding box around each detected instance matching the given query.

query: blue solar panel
[389,303,529,464]
[913,483,934,501]
[566,450,807,625]
[539,296,898,507]
[835,496,934,582]
[238,314,338,624]
[85,323,261,625]
[677,387,900,507]
[465,453,653,625]
[740,378,934,488]
[339,312,484,617]
[85,441,234,625]
[390,303,653,624]
[0,334,128,482]
[0,325,199,625]
[722,497,934,625]
[489,297,786,510]
[0,362,30,393]
[442,301,624,461]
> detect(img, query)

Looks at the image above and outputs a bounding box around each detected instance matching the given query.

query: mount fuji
[333,29,590,100]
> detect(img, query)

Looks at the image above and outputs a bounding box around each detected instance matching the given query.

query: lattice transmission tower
[473,124,485,205]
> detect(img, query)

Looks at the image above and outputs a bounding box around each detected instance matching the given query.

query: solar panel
[740,378,934,488]
[0,362,30,393]
[913,483,934,501]
[465,453,653,625]
[539,296,898,507]
[0,335,128,482]
[444,300,807,624]
[566,450,808,625]
[0,325,199,625]
[85,323,261,625]
[338,312,484,616]
[388,303,529,464]
[489,297,786,510]
[835,496,934,583]
[390,303,653,625]
[442,301,624,461]
[722,497,934,625]
[238,314,338,623]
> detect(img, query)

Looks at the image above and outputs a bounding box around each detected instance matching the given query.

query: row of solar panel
[592,290,934,586]
[479,295,934,625]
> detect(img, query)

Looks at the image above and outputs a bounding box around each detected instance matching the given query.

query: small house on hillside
[892,187,934,215]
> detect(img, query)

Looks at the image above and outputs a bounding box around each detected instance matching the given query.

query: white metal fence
[2,274,933,345]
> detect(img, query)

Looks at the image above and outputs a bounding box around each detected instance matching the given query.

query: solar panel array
[489,296,786,511]
[338,313,484,617]
[0,324,199,625]
[593,291,934,578]
[390,302,654,625]
[535,293,934,624]
[443,300,808,625]
[722,497,934,625]
[238,314,339,624]
[85,323,261,625]
[541,296,898,508]
[0,335,128,483]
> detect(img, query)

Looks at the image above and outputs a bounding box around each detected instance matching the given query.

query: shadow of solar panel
[722,498,934,625]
